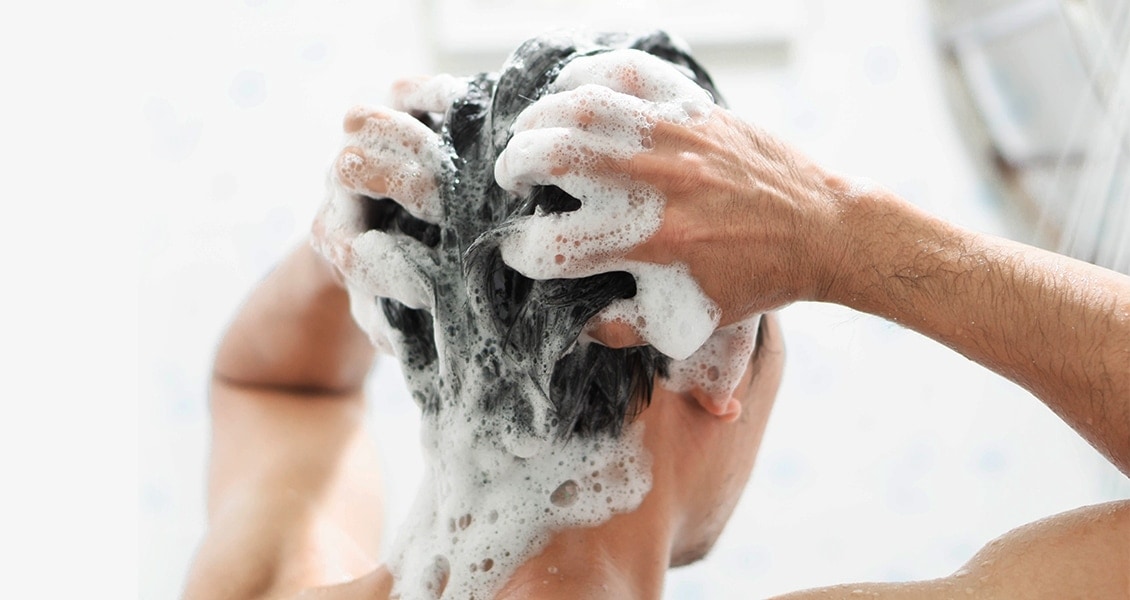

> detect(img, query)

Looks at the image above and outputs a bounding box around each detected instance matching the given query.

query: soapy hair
[374,31,725,438]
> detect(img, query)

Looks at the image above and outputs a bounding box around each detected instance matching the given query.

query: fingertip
[391,74,467,114]
[343,105,390,134]
[492,147,526,196]
[390,77,427,110]
[494,127,581,196]
[391,76,428,95]
[343,105,367,133]
[335,147,367,186]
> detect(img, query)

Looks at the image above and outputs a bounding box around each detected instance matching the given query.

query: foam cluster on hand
[494,49,720,360]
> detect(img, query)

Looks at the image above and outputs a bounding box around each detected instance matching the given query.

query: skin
[186,72,1130,598]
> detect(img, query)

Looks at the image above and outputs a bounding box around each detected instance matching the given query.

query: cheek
[720,366,782,495]
[721,431,760,496]
[694,456,755,546]
[692,424,759,515]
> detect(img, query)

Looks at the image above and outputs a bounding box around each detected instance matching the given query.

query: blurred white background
[128,0,1130,598]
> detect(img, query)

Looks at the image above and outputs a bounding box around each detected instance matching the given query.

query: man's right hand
[494,50,1130,475]
[490,49,858,349]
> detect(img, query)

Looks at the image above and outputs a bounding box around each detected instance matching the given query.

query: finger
[390,74,469,114]
[510,85,654,137]
[344,281,395,355]
[495,178,665,281]
[588,261,720,361]
[494,124,666,279]
[347,229,435,312]
[581,316,646,349]
[316,168,436,313]
[335,146,394,196]
[495,127,620,195]
[495,122,654,197]
[494,127,571,196]
[312,177,365,272]
[334,146,440,221]
[339,105,452,222]
[552,49,712,109]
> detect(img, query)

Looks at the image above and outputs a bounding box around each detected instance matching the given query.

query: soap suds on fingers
[339,105,452,223]
[494,48,721,360]
[314,104,453,342]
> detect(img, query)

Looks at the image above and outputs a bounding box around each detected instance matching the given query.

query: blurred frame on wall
[932,0,1130,273]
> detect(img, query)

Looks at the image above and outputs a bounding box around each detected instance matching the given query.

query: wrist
[797,172,873,306]
[812,179,913,310]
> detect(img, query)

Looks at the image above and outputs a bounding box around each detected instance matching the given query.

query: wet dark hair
[368,31,725,438]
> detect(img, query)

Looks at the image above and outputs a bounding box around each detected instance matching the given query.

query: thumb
[582,318,648,349]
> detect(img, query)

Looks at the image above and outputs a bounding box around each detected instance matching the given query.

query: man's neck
[495,477,677,600]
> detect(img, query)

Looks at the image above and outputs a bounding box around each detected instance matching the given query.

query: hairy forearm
[213,242,375,393]
[826,192,1130,475]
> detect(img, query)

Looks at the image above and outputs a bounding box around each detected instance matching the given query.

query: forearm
[826,191,1130,474]
[213,242,375,393]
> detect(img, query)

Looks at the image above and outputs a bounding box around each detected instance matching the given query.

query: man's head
[366,31,729,443]
[319,30,781,595]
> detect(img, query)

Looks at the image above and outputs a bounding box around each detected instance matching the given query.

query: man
[185,32,1129,599]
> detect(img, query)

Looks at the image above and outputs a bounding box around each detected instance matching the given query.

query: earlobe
[717,397,743,423]
[696,393,742,422]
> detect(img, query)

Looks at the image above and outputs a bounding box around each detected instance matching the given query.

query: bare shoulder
[771,500,1130,600]
[966,499,1130,599]
[183,381,384,600]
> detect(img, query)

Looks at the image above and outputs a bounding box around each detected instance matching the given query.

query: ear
[691,389,743,423]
